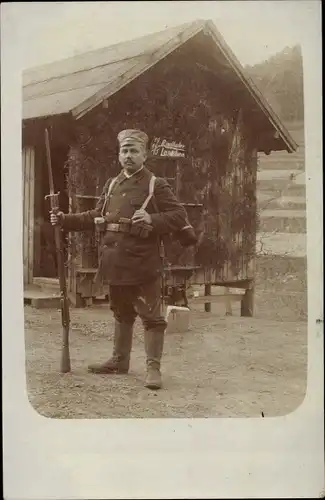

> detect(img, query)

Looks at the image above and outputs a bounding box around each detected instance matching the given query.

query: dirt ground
[25,257,308,419]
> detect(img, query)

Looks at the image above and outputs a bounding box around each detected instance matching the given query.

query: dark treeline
[245,45,304,123]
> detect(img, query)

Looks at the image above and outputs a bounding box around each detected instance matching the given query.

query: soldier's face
[119,142,147,172]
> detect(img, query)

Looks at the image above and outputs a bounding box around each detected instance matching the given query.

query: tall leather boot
[144,328,165,390]
[88,320,133,374]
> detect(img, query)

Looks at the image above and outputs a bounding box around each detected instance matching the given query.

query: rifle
[44,128,71,373]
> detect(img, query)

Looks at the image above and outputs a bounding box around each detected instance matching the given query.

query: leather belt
[106,223,130,233]
[105,221,153,239]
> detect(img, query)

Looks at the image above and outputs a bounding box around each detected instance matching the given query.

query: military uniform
[60,129,190,389]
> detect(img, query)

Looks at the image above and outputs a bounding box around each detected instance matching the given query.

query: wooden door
[23,146,35,284]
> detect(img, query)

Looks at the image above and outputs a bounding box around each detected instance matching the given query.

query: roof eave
[260,137,298,154]
[23,111,72,123]
[262,117,298,153]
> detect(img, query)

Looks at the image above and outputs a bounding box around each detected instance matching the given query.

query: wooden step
[257,182,306,197]
[255,254,307,283]
[260,209,306,218]
[259,157,304,164]
[33,277,60,290]
[257,164,305,175]
[258,201,306,211]
[257,194,306,210]
[258,211,306,234]
[257,170,304,182]
[24,285,62,309]
[259,154,305,161]
[259,152,305,161]
[256,231,306,257]
[259,149,305,157]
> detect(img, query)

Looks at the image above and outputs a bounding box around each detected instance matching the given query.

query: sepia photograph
[2,1,323,498]
[21,3,308,420]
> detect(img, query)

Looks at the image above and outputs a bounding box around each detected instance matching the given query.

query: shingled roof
[22,19,297,152]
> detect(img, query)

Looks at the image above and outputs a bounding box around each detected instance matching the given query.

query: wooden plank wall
[23,146,35,284]
[33,147,43,277]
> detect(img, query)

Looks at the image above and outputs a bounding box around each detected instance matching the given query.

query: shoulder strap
[101,177,118,216]
[142,176,168,259]
[107,177,118,196]
[140,175,156,211]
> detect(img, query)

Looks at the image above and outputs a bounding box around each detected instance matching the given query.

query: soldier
[50,129,193,390]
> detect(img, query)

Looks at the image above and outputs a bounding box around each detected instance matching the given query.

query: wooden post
[85,297,93,307]
[241,146,258,318]
[204,283,211,312]
[224,286,232,316]
[175,160,181,198]
[240,284,255,317]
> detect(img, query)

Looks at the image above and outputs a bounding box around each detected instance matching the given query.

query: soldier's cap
[117,129,149,148]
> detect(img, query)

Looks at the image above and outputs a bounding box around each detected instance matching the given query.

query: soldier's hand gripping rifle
[44,128,71,373]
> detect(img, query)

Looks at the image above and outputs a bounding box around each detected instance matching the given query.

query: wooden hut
[22,19,297,313]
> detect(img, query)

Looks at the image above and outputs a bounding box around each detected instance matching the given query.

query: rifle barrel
[44,127,71,373]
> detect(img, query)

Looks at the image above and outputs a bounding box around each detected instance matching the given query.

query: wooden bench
[73,266,254,316]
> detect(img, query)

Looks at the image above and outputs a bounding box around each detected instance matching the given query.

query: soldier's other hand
[132,209,152,225]
[50,210,64,226]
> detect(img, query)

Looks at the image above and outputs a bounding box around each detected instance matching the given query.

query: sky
[2,1,318,70]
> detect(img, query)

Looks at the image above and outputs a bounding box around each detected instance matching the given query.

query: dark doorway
[34,144,69,278]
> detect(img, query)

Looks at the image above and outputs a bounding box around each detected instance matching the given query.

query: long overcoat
[62,166,189,285]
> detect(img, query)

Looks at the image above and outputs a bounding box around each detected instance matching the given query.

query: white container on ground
[165,305,191,333]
